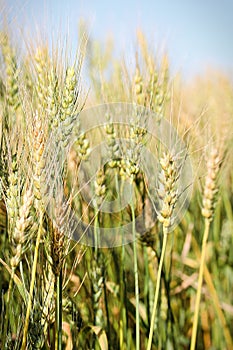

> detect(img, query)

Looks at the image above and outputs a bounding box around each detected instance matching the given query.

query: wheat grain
[201,148,221,221]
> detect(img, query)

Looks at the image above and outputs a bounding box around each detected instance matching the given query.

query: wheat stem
[2,268,15,348]
[118,175,127,350]
[190,148,221,349]
[21,211,44,350]
[190,219,210,350]
[143,246,150,332]
[131,202,140,350]
[147,227,168,350]
[192,236,233,349]
[55,271,63,350]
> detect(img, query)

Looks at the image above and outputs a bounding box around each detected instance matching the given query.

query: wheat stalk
[190,148,221,350]
[2,186,33,348]
[147,150,179,350]
[21,113,47,350]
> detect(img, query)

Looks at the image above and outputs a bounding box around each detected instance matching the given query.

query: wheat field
[0,18,233,350]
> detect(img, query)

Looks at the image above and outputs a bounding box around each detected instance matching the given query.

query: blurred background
[2,0,233,81]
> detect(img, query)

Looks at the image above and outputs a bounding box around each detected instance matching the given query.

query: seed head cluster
[201,148,221,221]
[157,151,179,228]
[32,114,46,201]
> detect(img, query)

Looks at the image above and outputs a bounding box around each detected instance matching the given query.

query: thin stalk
[93,209,102,350]
[192,236,233,349]
[147,227,168,350]
[190,219,210,350]
[94,210,99,258]
[21,211,44,350]
[55,270,63,350]
[103,273,110,344]
[118,176,127,350]
[143,246,150,326]
[93,208,100,345]
[93,212,99,335]
[131,202,140,350]
[143,246,150,349]
[2,268,15,348]
[119,236,127,350]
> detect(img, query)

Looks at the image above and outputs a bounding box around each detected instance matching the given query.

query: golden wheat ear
[201,148,221,222]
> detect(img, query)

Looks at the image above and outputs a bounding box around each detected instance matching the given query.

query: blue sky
[3,0,233,79]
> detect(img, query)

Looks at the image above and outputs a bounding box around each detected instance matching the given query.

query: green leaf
[0,257,28,304]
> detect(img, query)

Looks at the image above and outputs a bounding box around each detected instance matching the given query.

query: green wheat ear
[0,32,20,111]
